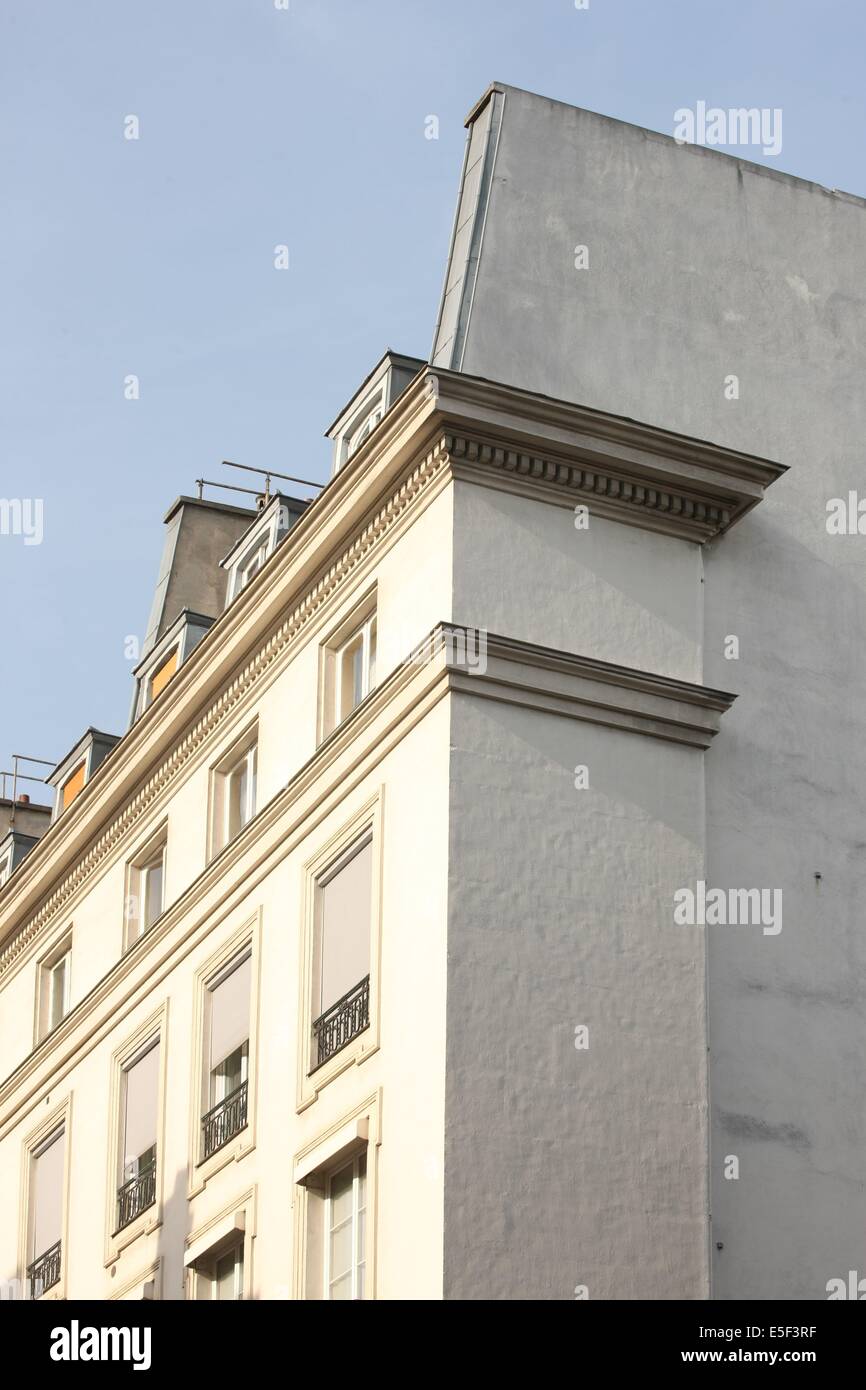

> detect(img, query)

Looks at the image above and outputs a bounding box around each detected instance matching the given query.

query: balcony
[311,974,370,1070]
[201,1080,248,1160]
[115,1159,156,1232]
[28,1240,61,1298]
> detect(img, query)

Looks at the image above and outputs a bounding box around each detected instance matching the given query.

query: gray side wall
[443,84,866,1299]
[444,690,709,1300]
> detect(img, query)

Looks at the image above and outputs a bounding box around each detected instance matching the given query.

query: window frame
[292,1093,380,1300]
[184,1188,256,1301]
[297,791,383,1110]
[236,539,269,594]
[211,1241,245,1300]
[201,948,252,1161]
[207,724,259,862]
[346,403,383,460]
[104,1003,169,1265]
[34,929,73,1045]
[335,615,377,728]
[147,644,180,705]
[309,830,374,1075]
[324,1151,367,1300]
[60,760,86,813]
[225,745,257,843]
[188,914,261,1196]
[18,1096,72,1302]
[317,587,378,744]
[123,822,168,951]
[114,1037,160,1235]
[223,500,288,605]
[336,384,387,470]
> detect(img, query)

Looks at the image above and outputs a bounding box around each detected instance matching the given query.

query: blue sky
[1,0,863,792]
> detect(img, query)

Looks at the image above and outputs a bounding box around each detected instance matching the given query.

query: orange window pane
[149,648,179,701]
[61,762,86,811]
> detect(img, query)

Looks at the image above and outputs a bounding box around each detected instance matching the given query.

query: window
[237,541,268,593]
[292,1096,379,1299]
[298,795,382,1108]
[310,833,372,1072]
[325,1152,367,1300]
[60,761,85,812]
[38,936,71,1040]
[212,1242,245,1300]
[347,406,383,459]
[185,1192,255,1298]
[221,495,303,606]
[319,593,379,742]
[202,953,251,1160]
[227,746,257,839]
[28,1128,65,1298]
[210,733,258,858]
[116,1040,159,1233]
[0,849,12,886]
[125,831,167,948]
[148,648,178,702]
[336,616,377,725]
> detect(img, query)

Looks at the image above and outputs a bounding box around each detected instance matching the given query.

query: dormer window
[221,494,307,608]
[130,612,214,723]
[346,404,384,460]
[326,351,424,475]
[60,762,86,813]
[0,828,44,887]
[237,540,269,593]
[48,730,120,824]
[148,648,179,703]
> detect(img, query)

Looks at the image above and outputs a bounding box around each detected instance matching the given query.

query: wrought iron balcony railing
[115,1158,156,1232]
[311,974,370,1071]
[28,1240,61,1298]
[201,1079,248,1160]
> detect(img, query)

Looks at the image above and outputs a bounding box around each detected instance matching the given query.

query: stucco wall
[452,478,703,681]
[443,691,710,1300]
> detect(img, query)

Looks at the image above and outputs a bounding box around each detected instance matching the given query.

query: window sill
[104,1208,162,1267]
[297,1034,379,1112]
[33,1286,66,1302]
[189,1132,255,1199]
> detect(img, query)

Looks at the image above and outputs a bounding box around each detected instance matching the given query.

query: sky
[1,0,864,795]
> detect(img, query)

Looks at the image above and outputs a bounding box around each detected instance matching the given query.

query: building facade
[0,83,862,1301]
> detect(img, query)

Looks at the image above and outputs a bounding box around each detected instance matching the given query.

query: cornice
[429,368,786,542]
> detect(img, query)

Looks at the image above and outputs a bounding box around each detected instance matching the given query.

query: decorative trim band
[446,433,733,541]
[440,625,735,747]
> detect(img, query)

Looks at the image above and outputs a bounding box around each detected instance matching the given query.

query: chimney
[141,496,258,663]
